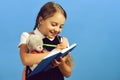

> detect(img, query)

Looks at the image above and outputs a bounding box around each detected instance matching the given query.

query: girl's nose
[54,27,60,32]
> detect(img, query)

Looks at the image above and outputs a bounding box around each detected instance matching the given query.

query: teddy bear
[26,34,44,71]
[27,34,43,53]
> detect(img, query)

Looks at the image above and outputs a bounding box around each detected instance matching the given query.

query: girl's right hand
[56,43,67,50]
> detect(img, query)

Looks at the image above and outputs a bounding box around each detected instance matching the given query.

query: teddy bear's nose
[39,46,43,50]
[39,46,42,49]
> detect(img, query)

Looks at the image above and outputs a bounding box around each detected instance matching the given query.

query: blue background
[0,0,120,80]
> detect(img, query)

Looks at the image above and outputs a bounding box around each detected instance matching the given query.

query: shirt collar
[33,28,45,39]
[34,28,56,41]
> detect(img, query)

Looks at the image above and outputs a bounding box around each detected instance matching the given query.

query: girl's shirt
[18,28,45,47]
[18,28,66,80]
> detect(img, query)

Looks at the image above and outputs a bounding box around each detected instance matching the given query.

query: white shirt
[18,28,45,47]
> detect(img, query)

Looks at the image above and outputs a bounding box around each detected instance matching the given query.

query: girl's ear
[39,16,44,24]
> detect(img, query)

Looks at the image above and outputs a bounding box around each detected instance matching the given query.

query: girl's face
[39,12,66,39]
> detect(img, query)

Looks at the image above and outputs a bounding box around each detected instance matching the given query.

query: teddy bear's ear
[26,35,34,50]
[26,36,31,50]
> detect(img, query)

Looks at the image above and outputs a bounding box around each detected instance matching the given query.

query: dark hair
[33,2,67,30]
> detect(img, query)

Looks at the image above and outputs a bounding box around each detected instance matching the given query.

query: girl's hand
[51,52,72,77]
[56,43,67,50]
[51,52,70,68]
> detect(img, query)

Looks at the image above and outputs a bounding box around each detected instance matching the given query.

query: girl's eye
[60,26,63,29]
[51,22,63,29]
[51,22,58,26]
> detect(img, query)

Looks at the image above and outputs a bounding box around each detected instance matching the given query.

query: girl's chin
[48,35,56,39]
[48,36,55,39]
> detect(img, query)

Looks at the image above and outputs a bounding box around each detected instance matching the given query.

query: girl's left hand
[51,52,70,68]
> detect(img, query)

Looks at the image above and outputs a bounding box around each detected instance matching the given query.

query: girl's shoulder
[18,32,33,47]
[20,32,34,38]
[21,32,29,37]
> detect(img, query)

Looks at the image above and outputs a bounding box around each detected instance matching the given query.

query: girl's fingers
[52,53,71,68]
[51,59,61,68]
[54,59,60,64]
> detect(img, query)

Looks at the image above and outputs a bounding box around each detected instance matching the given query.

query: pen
[43,44,57,47]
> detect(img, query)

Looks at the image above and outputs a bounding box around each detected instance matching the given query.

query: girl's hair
[33,2,67,30]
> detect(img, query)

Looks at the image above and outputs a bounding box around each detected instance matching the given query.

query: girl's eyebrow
[61,24,64,26]
[52,22,58,25]
[51,21,64,26]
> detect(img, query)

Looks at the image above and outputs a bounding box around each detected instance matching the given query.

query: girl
[18,2,73,80]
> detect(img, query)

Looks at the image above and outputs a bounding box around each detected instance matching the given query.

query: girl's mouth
[50,31,58,36]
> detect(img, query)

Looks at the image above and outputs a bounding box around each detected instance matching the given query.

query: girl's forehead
[46,12,66,24]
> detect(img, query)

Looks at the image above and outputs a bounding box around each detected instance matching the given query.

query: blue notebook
[27,43,77,78]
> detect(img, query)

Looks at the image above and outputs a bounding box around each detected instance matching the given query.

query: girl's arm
[19,44,49,66]
[54,53,73,77]
[52,37,73,77]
